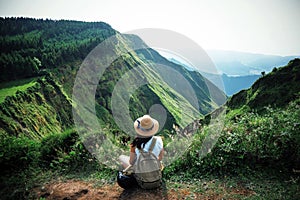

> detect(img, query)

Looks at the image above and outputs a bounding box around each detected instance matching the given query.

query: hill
[228,58,300,109]
[162,59,300,199]
[0,17,115,83]
[0,17,225,139]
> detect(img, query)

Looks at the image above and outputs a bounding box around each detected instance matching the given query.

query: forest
[0,17,115,82]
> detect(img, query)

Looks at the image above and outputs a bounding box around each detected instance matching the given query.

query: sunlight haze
[0,0,299,56]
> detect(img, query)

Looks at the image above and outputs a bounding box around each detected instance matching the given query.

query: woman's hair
[131,136,152,149]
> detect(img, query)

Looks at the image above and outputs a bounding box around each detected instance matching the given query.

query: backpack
[133,137,162,189]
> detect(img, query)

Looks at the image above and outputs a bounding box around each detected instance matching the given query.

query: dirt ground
[34,179,255,200]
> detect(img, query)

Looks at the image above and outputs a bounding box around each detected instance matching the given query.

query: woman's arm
[158,148,164,161]
[129,145,136,165]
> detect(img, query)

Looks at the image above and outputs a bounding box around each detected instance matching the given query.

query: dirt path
[34,179,255,200]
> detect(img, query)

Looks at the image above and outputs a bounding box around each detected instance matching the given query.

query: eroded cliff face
[0,76,73,138]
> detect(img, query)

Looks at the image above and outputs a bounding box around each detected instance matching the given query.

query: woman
[119,115,164,169]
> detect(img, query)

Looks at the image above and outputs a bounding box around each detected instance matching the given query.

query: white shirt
[135,136,163,159]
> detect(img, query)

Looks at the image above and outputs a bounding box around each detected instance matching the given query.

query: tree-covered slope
[0,17,116,82]
[227,58,300,109]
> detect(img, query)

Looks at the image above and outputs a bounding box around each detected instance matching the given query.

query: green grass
[1,99,299,199]
[1,164,298,200]
[163,167,300,199]
[0,78,37,103]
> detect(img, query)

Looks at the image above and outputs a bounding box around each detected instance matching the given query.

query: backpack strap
[148,137,157,153]
[138,137,157,153]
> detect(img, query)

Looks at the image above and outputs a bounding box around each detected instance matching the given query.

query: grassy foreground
[1,163,298,199]
[1,98,299,199]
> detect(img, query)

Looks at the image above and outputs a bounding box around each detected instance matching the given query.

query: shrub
[40,129,94,170]
[165,100,300,177]
[0,135,40,174]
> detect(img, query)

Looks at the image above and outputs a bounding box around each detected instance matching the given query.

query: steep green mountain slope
[0,17,225,138]
[228,58,300,109]
[135,46,226,113]
[0,75,73,138]
[170,58,300,173]
[91,34,225,132]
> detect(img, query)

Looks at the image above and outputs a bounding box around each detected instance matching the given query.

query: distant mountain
[166,50,299,96]
[168,58,194,71]
[227,58,300,109]
[206,50,299,76]
[167,57,260,96]
[221,74,260,96]
[200,72,260,96]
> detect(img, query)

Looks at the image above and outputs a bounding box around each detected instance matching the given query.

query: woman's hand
[158,148,164,161]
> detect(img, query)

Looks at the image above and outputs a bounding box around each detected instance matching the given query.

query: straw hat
[134,115,159,137]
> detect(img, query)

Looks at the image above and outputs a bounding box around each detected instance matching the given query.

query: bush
[165,100,300,177]
[0,136,40,174]
[0,128,98,175]
[40,129,94,170]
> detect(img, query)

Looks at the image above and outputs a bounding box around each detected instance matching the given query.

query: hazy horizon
[1,0,300,56]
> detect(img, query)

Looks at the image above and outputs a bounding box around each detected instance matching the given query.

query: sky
[0,0,300,56]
